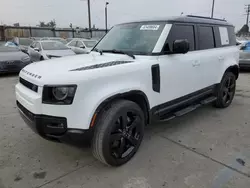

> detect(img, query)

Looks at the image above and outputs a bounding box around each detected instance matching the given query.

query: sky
[0,0,249,30]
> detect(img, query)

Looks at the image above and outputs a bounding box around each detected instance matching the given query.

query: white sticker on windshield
[140,25,160,31]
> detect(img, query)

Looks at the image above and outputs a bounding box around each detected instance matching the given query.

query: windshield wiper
[92,48,103,55]
[102,49,135,59]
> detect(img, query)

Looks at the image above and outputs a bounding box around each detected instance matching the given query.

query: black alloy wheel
[109,111,142,159]
[214,72,236,108]
[222,75,236,105]
[92,100,145,166]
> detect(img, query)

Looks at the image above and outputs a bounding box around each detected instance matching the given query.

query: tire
[214,72,236,108]
[40,56,44,61]
[92,100,145,166]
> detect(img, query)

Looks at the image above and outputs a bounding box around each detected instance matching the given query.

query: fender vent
[151,64,160,92]
[70,61,134,71]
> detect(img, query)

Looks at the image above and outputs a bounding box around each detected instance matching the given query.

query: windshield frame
[92,21,168,56]
[41,41,69,51]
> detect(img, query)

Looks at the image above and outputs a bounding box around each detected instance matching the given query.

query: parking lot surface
[1,73,250,188]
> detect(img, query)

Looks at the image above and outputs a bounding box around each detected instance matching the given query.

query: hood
[43,49,75,57]
[19,52,136,85]
[0,51,29,61]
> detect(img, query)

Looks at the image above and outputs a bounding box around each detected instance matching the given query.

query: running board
[159,96,217,122]
[200,96,217,105]
[174,104,201,117]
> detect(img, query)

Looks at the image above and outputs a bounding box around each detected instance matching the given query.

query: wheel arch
[90,90,150,128]
[224,65,239,80]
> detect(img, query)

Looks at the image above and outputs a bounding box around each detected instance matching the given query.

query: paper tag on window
[140,25,160,30]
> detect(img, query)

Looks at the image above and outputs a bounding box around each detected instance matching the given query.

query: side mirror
[172,39,190,54]
[79,45,85,49]
[34,48,40,52]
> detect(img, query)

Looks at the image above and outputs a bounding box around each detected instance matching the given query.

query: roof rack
[186,15,226,22]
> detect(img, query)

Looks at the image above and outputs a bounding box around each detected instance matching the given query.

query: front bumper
[0,62,31,73]
[17,101,92,143]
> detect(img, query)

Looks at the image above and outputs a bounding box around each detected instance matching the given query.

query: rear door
[196,25,219,88]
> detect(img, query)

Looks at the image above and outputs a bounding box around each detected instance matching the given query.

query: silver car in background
[239,41,250,69]
[67,39,97,54]
[28,40,75,62]
[41,37,68,45]
[0,46,31,73]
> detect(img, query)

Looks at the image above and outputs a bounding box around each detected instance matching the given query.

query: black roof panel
[122,16,233,27]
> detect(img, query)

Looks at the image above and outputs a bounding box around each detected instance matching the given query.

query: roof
[122,15,233,27]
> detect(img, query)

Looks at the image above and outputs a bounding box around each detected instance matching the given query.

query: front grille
[19,77,38,92]
[17,101,35,122]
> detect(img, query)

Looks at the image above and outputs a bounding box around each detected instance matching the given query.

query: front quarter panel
[69,62,156,129]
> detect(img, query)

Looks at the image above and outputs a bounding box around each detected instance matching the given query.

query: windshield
[93,22,165,55]
[50,38,67,44]
[83,40,97,48]
[19,38,33,46]
[41,41,68,50]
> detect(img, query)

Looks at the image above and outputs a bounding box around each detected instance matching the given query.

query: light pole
[211,0,215,18]
[87,0,92,37]
[105,2,109,33]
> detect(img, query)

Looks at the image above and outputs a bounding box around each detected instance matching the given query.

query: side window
[76,41,84,48]
[165,24,195,51]
[34,43,41,50]
[68,40,77,47]
[30,42,35,48]
[219,27,229,46]
[227,26,236,46]
[198,26,215,50]
[36,43,42,50]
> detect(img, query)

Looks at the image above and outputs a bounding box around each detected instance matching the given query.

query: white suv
[16,16,239,166]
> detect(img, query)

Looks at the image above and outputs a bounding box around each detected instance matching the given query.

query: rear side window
[219,27,229,45]
[227,26,236,46]
[198,26,215,50]
[165,24,195,51]
[213,26,236,47]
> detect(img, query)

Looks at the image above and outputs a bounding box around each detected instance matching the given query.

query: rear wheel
[214,72,236,108]
[91,100,145,166]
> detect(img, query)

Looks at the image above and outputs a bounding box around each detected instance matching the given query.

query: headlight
[42,85,77,105]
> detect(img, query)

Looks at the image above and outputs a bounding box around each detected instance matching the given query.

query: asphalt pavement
[1,73,250,188]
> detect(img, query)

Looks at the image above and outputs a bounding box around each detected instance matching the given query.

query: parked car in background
[17,38,34,54]
[30,37,42,41]
[0,46,31,74]
[67,39,97,54]
[5,37,33,54]
[28,40,75,62]
[41,37,68,45]
[239,41,250,69]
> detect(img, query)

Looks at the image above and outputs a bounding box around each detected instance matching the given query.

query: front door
[158,24,202,106]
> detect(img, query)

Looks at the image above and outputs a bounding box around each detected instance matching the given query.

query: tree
[38,19,56,28]
[47,19,56,28]
[38,21,47,27]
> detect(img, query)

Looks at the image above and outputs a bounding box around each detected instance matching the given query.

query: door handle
[218,56,224,61]
[192,61,200,67]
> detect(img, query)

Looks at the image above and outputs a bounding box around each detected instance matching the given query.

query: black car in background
[0,46,31,74]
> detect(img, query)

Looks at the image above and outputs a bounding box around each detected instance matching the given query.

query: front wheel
[91,100,145,166]
[214,72,236,108]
